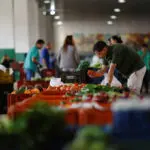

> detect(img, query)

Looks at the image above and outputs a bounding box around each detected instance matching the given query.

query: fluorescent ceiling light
[54,16,60,20]
[110,15,117,19]
[114,8,121,12]
[50,0,56,15]
[44,0,50,4]
[50,10,56,15]
[118,0,126,3]
[57,21,63,25]
[107,21,113,25]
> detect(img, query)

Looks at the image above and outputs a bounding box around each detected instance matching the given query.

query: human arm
[31,49,40,65]
[88,65,108,78]
[107,63,117,86]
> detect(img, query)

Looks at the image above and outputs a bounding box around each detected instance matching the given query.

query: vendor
[24,39,45,81]
[88,41,146,95]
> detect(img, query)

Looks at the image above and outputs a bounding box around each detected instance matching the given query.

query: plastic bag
[101,73,122,87]
[50,78,64,87]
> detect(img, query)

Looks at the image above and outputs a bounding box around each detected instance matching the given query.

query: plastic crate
[78,108,112,126]
[41,69,55,78]
[65,109,79,125]
[61,70,87,83]
[7,94,32,109]
[24,81,49,88]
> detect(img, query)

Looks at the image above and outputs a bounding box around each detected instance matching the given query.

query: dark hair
[93,41,107,52]
[111,35,123,43]
[36,39,45,45]
[142,44,148,48]
[63,35,74,50]
[108,38,111,42]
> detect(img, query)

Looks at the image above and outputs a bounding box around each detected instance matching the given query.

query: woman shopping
[57,35,80,72]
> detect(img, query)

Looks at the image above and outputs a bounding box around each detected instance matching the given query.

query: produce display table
[7,84,132,125]
[7,94,32,110]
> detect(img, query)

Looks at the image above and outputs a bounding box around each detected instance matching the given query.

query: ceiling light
[42,11,47,16]
[50,10,56,15]
[57,21,63,25]
[44,0,50,4]
[118,0,126,3]
[114,8,121,12]
[107,21,113,25]
[50,0,56,15]
[110,15,117,19]
[54,16,60,20]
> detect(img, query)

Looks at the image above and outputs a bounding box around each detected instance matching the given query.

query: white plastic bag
[101,73,122,87]
[0,65,6,72]
[50,78,64,87]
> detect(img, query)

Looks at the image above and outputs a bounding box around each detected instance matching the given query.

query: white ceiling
[62,0,150,13]
[38,0,150,20]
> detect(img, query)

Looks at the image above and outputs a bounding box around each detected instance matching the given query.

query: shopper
[49,52,56,70]
[57,35,80,71]
[111,35,123,45]
[88,41,146,94]
[40,42,52,69]
[1,55,11,68]
[24,39,45,80]
[138,44,150,93]
[107,38,112,46]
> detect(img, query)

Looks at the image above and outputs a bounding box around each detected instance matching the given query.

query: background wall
[0,0,54,61]
[0,0,14,49]
[54,15,150,52]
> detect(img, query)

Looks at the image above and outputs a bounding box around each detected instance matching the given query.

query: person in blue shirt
[40,42,52,69]
[24,39,45,80]
[49,52,56,69]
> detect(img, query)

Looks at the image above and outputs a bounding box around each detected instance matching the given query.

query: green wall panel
[0,49,15,61]
[16,53,26,62]
[0,49,26,62]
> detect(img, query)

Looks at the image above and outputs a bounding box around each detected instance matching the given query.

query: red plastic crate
[41,69,55,77]
[7,94,32,109]
[65,108,79,125]
[78,108,112,126]
[24,81,49,88]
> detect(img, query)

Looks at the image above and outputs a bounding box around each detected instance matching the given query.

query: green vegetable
[76,61,90,71]
[68,126,107,150]
[71,97,81,103]
[0,102,73,150]
[0,116,14,134]
[90,63,102,69]
[80,84,122,95]
[16,86,26,94]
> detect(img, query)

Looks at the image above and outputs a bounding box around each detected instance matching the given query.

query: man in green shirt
[88,41,146,94]
[24,39,45,80]
[138,44,150,93]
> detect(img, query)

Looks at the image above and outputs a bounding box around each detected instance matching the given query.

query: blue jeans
[25,69,34,81]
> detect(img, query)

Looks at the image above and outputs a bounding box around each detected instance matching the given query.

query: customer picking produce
[24,39,45,81]
[88,41,146,95]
